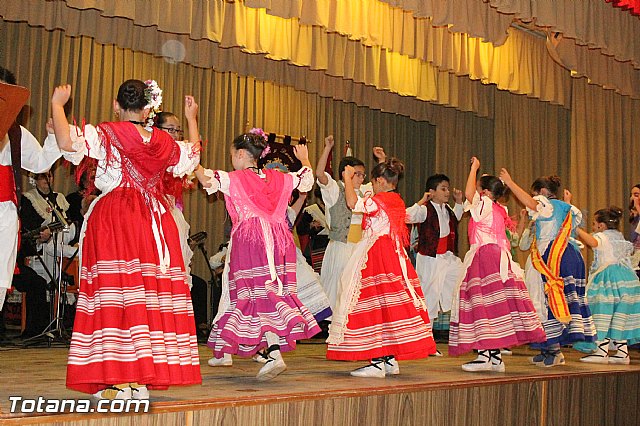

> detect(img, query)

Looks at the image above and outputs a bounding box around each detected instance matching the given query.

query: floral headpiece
[249,127,271,158]
[249,127,268,141]
[144,79,163,125]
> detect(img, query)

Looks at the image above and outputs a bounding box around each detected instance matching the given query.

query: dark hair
[629,184,640,219]
[531,175,561,197]
[595,206,623,230]
[479,175,506,199]
[0,66,17,85]
[425,174,449,192]
[371,157,404,187]
[338,156,365,179]
[154,111,178,127]
[232,133,268,160]
[116,79,147,111]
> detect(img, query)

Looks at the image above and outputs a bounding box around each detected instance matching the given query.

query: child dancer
[500,170,596,366]
[327,159,436,378]
[287,193,332,324]
[315,136,384,313]
[198,132,319,381]
[405,174,464,345]
[449,158,545,372]
[52,81,202,399]
[576,207,640,364]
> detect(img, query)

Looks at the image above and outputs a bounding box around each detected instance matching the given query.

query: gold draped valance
[1,0,573,120]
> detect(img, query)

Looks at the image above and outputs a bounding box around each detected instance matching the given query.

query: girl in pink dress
[449,157,545,372]
[198,132,319,381]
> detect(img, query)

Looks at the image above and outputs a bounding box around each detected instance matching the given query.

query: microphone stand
[189,232,220,325]
[23,183,71,348]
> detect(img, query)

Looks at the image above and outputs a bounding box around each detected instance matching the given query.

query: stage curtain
[0,20,441,278]
[569,78,640,238]
[0,0,571,119]
[242,0,640,99]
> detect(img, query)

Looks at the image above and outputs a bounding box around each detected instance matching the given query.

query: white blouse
[60,124,200,274]
[317,172,373,226]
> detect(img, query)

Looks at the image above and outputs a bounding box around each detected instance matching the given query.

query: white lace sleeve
[20,127,62,173]
[354,196,378,214]
[519,227,533,250]
[528,195,553,220]
[290,166,314,192]
[453,203,464,221]
[317,172,340,209]
[406,203,427,223]
[169,140,200,177]
[464,192,492,221]
[202,168,230,195]
[570,204,583,228]
[61,124,105,165]
[593,232,605,250]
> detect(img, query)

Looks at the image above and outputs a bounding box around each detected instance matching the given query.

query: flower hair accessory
[249,127,268,142]
[260,145,271,159]
[144,79,163,125]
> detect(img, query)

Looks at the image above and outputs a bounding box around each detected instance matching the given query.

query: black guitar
[21,221,65,241]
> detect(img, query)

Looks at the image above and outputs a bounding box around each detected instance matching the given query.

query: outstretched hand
[417,191,431,206]
[563,189,572,203]
[52,84,72,107]
[470,156,480,170]
[324,135,335,150]
[373,146,386,162]
[343,164,356,180]
[45,118,54,134]
[499,168,513,186]
[452,188,463,204]
[293,143,309,162]
[184,95,198,121]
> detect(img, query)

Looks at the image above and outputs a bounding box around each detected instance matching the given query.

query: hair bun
[548,175,562,187]
[387,157,405,176]
[250,133,268,151]
[116,79,147,111]
[609,206,623,219]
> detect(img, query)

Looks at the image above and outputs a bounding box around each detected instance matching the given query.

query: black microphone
[188,231,207,246]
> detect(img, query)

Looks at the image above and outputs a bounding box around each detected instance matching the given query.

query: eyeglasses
[354,172,366,178]
[158,126,183,135]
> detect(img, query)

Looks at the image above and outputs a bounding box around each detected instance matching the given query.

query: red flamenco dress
[327,191,436,361]
[65,122,201,394]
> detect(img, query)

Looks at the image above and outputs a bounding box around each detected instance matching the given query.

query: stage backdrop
[2,14,640,274]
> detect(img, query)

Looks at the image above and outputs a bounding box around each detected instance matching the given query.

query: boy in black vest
[406,174,464,353]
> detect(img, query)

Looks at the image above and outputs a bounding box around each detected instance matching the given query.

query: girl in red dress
[327,158,436,377]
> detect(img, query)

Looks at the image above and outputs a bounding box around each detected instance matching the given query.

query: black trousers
[12,264,50,337]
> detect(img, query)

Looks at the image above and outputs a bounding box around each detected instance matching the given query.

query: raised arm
[315,135,334,185]
[465,157,480,203]
[343,165,358,210]
[499,168,538,211]
[290,192,308,216]
[51,84,74,152]
[576,227,598,248]
[373,146,386,164]
[293,143,312,169]
[184,95,199,146]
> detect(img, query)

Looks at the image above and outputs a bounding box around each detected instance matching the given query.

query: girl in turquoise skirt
[577,206,640,364]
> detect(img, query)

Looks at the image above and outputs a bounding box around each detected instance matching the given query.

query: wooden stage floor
[1,340,640,425]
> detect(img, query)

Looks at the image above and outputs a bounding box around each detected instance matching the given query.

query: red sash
[436,236,449,254]
[0,165,17,205]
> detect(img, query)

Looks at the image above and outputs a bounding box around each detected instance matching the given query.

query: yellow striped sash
[530,212,572,324]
